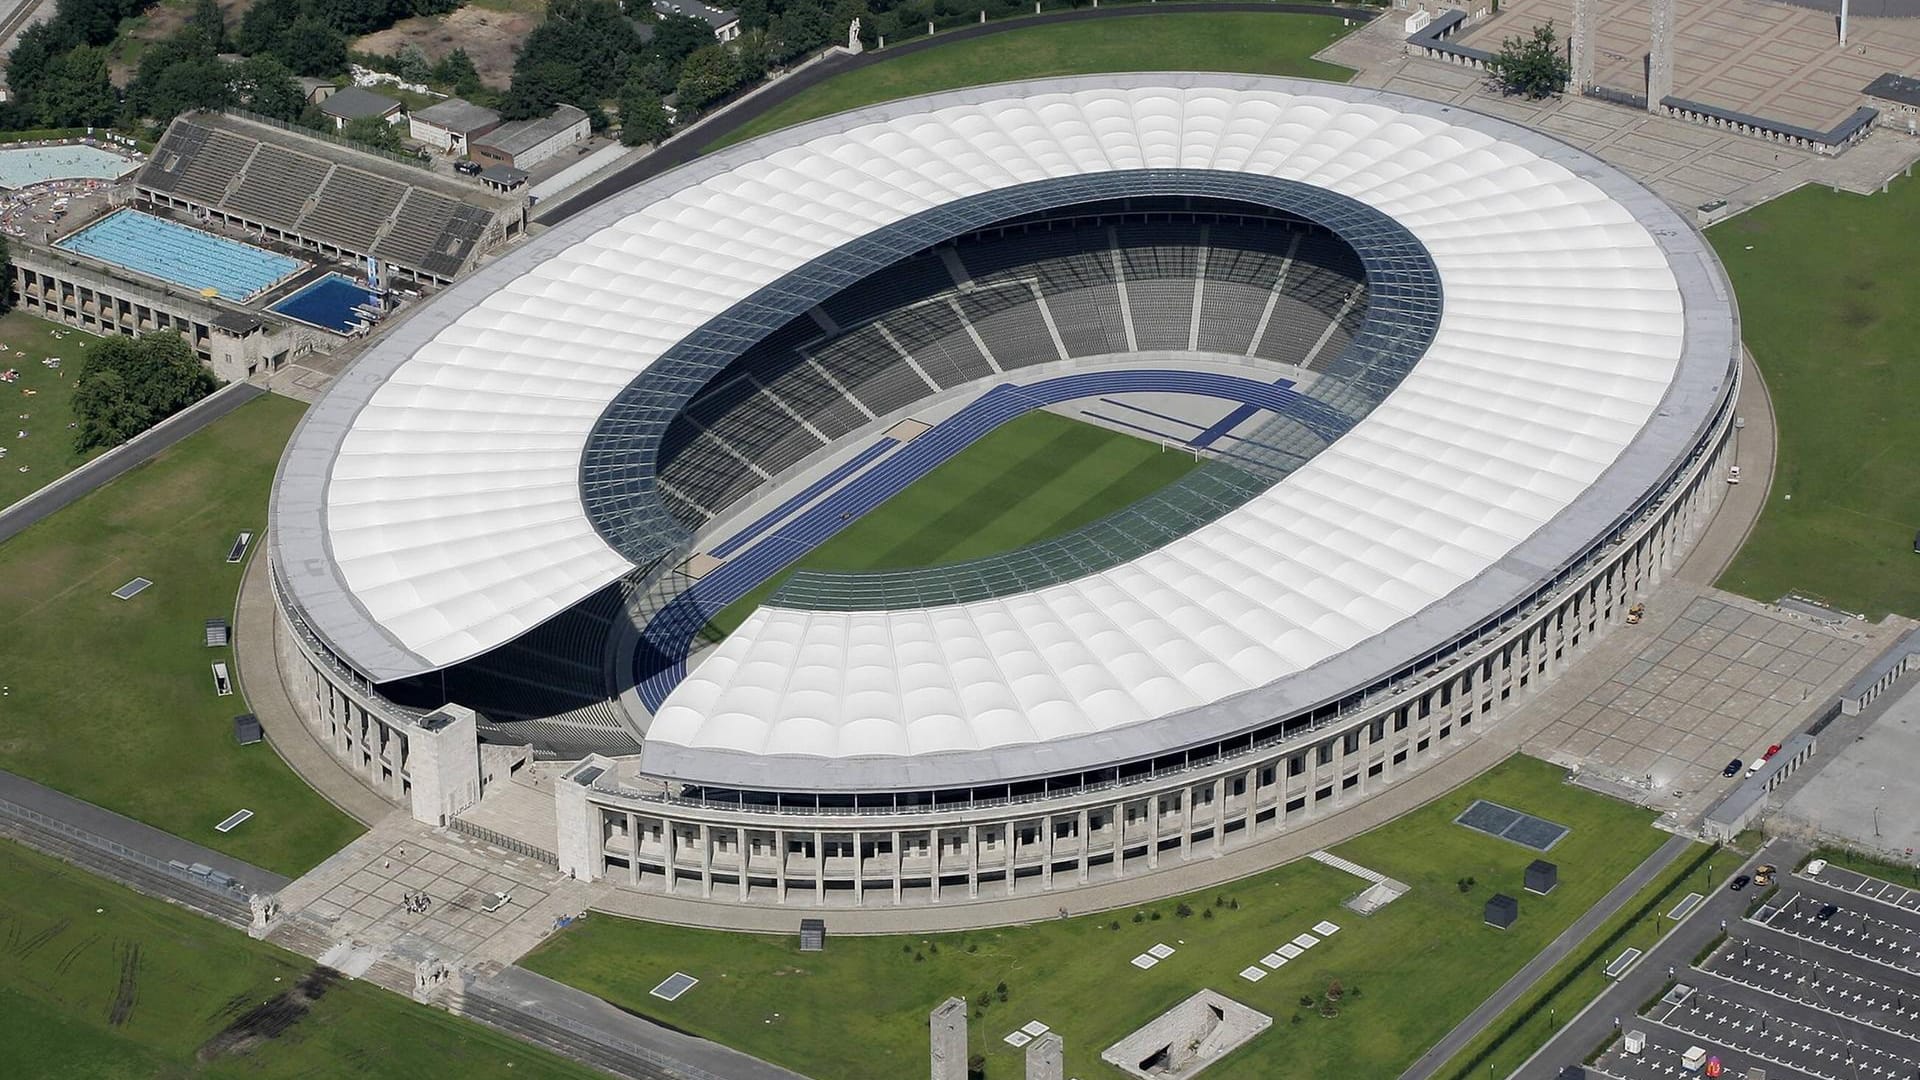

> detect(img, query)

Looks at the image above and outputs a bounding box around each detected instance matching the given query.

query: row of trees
[71,332,218,453]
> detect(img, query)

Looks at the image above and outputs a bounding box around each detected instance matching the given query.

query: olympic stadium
[267,74,1740,909]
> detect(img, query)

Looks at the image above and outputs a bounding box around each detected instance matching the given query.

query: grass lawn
[1710,178,1920,618]
[704,410,1203,636]
[523,755,1666,1080]
[0,838,602,1080]
[0,311,106,508]
[1434,840,1716,1080]
[711,11,1356,151]
[0,393,362,876]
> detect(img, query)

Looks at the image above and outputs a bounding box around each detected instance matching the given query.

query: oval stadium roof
[271,75,1735,792]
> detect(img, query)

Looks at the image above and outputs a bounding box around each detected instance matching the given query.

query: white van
[1682,1045,1708,1072]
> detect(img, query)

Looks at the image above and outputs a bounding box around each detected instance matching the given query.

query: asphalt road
[0,381,266,547]
[1399,832,1703,1080]
[1511,841,1799,1080]
[537,1,1379,225]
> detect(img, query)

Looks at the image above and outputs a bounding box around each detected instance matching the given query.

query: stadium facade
[267,75,1741,911]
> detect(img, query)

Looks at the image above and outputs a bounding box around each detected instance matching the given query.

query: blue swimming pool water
[55,210,304,300]
[270,274,381,334]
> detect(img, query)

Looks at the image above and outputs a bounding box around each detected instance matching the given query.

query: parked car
[1764,743,1782,760]
[1728,874,1750,891]
[1727,465,1742,484]
[1816,903,1838,921]
[1722,759,1742,777]
[454,160,483,176]
[1806,858,1829,875]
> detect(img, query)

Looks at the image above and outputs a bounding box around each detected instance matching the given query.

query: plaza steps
[1308,849,1390,885]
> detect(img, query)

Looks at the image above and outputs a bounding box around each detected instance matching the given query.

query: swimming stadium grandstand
[268,76,1741,911]
[136,111,527,285]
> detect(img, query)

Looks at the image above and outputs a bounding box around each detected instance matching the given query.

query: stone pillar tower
[1647,0,1676,112]
[930,997,968,1080]
[1026,1032,1064,1080]
[1570,0,1595,94]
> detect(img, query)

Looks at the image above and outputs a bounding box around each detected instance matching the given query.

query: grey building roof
[652,0,739,31]
[479,164,529,187]
[413,97,501,136]
[476,104,589,157]
[320,86,403,121]
[1865,73,1920,106]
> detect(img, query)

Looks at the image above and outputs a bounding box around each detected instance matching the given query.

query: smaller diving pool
[270,274,382,334]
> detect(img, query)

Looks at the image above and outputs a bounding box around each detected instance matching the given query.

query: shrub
[1175,901,1193,918]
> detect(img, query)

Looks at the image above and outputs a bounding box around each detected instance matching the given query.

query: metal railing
[0,793,254,898]
[449,817,558,867]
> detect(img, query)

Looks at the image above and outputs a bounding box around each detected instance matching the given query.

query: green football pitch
[704,410,1204,637]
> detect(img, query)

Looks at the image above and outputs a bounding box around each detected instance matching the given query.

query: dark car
[454,160,483,176]
[1722,759,1742,777]
[1728,875,1750,892]
[1816,903,1838,921]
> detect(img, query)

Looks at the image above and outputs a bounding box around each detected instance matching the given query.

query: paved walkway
[1397,832,1699,1080]
[0,381,264,546]
[232,546,397,826]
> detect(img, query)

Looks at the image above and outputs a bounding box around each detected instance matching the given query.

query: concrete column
[853,830,863,907]
[1076,808,1090,883]
[1180,789,1193,859]
[666,822,680,894]
[1211,777,1226,854]
[1648,0,1675,113]
[1111,800,1127,879]
[698,823,712,899]
[1005,822,1016,895]
[1041,818,1054,890]
[775,828,788,904]
[1243,767,1260,841]
[967,824,980,898]
[1570,0,1595,93]
[1147,796,1161,869]
[1025,1032,1064,1080]
[626,812,641,886]
[737,827,749,901]
[813,830,824,904]
[930,996,968,1080]
[892,829,903,904]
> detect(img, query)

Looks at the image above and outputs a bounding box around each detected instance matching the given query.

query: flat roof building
[410,98,501,155]
[318,86,404,131]
[470,104,590,170]
[653,0,740,40]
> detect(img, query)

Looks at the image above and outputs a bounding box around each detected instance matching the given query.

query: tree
[1486,21,1570,100]
[186,0,227,52]
[617,77,669,145]
[266,15,347,76]
[229,56,305,120]
[71,334,218,452]
[674,43,741,113]
[393,43,432,84]
[431,47,484,97]
[34,45,118,127]
[342,114,403,152]
[500,0,637,118]
[6,21,80,110]
[133,54,229,122]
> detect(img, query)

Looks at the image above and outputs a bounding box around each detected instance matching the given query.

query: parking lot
[1586,865,1920,1080]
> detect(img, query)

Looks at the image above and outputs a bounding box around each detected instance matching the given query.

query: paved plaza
[1321,12,1920,214]
[1523,588,1887,825]
[269,814,591,973]
[1776,676,1920,860]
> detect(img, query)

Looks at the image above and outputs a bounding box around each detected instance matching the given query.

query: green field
[1710,178,1920,618]
[524,755,1667,1080]
[712,11,1356,151]
[1435,840,1715,1080]
[0,311,105,507]
[0,393,362,876]
[0,838,599,1079]
[705,410,1203,636]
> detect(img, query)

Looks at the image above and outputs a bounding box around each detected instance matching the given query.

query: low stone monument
[930,996,967,1080]
[1102,989,1271,1079]
[246,892,279,939]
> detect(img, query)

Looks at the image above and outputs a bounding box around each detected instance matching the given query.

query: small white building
[409,98,502,155]
[653,0,740,41]
[470,104,590,170]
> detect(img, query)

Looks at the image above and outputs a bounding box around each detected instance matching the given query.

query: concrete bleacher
[136,111,518,284]
[651,210,1372,532]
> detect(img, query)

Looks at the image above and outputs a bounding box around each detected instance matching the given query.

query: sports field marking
[215,809,253,833]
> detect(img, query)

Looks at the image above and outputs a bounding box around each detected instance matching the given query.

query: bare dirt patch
[355,4,544,90]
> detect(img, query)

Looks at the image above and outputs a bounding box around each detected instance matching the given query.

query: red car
[1763,743,1782,760]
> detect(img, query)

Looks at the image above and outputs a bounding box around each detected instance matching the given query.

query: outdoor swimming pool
[55,210,305,301]
[0,143,140,189]
[269,274,381,334]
